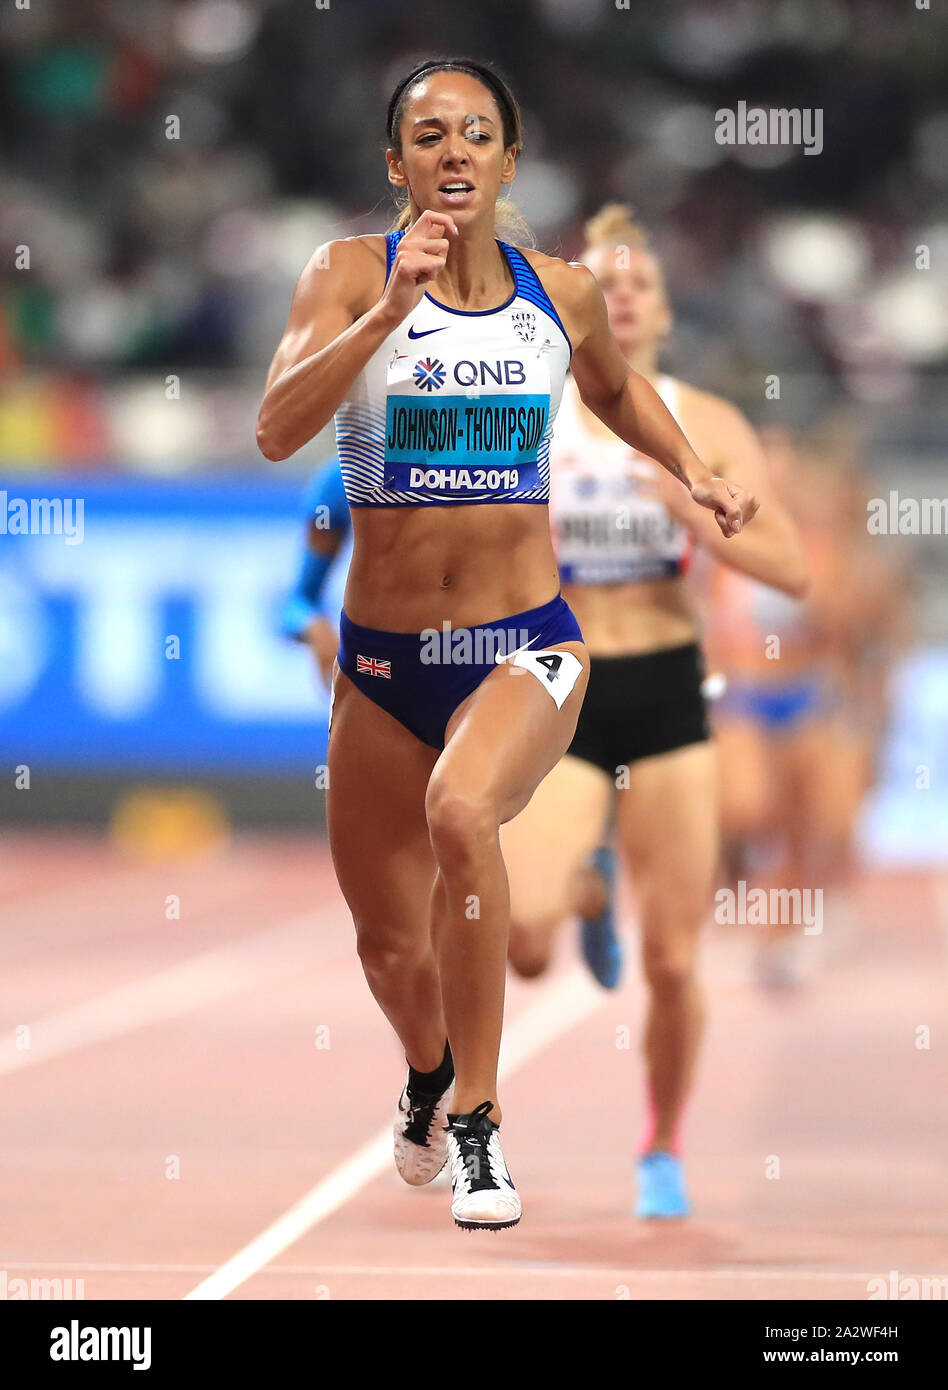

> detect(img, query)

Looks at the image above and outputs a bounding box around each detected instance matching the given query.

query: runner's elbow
[780,554,811,599]
[256,409,293,462]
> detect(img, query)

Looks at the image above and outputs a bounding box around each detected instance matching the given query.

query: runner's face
[387,72,516,229]
[584,245,671,354]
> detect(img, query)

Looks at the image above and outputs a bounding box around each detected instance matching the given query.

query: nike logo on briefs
[407,325,447,339]
[494,634,540,664]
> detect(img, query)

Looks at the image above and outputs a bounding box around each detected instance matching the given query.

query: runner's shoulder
[518,247,599,307]
[676,379,757,441]
[515,248,602,342]
[295,234,388,311]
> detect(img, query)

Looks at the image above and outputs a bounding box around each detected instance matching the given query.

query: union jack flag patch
[356,654,391,678]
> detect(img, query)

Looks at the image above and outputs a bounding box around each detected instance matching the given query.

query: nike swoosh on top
[407,325,447,339]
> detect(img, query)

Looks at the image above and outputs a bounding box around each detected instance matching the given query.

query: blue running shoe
[635,1151,691,1219]
[579,845,623,989]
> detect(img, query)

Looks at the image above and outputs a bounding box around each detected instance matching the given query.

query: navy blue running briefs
[337,594,583,748]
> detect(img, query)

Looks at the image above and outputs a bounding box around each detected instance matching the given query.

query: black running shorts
[567,643,711,774]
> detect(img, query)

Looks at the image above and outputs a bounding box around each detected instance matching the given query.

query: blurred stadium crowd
[1,0,947,476]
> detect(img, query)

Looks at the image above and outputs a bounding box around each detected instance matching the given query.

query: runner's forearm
[257,303,400,460]
[585,371,712,491]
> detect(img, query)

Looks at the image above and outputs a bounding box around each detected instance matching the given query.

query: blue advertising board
[1,473,946,861]
[0,475,344,773]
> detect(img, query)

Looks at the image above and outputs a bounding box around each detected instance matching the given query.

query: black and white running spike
[446,1101,522,1230]
[393,1080,453,1186]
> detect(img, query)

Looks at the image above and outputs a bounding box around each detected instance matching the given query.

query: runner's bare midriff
[562,577,699,656]
[708,641,827,683]
[344,502,561,631]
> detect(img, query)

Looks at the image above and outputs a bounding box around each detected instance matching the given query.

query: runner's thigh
[327,668,440,945]
[617,741,719,932]
[432,641,590,827]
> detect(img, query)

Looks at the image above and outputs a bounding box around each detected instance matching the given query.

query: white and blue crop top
[334,230,572,507]
[549,375,693,585]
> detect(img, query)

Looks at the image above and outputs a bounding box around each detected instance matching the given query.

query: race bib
[552,465,688,584]
[384,352,550,499]
[505,647,584,709]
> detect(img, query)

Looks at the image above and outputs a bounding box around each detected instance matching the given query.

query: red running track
[1,831,946,1301]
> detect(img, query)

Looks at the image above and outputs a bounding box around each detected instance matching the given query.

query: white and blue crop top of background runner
[334,229,573,507]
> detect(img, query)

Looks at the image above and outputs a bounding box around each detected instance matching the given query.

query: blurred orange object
[109,787,231,863]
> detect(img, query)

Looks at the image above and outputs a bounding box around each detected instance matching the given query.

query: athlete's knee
[507,922,553,980]
[425,776,496,869]
[637,869,712,933]
[641,932,700,997]
[354,922,425,979]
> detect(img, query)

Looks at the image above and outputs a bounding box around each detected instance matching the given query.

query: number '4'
[536,653,562,682]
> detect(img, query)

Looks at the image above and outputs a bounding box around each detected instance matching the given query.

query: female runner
[708,428,907,988]
[500,205,807,1217]
[257,62,756,1231]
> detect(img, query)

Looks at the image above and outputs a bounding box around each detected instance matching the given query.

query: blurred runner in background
[706,424,909,988]
[500,205,807,1218]
[280,455,351,685]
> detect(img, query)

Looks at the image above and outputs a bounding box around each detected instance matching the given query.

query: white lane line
[0,879,265,945]
[0,879,134,922]
[184,966,604,1301]
[0,908,341,1079]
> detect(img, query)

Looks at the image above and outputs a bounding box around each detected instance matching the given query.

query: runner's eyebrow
[411,114,496,128]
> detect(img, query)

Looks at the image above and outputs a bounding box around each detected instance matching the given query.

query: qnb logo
[413,358,446,392]
[49,1320,152,1370]
[454,359,526,387]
